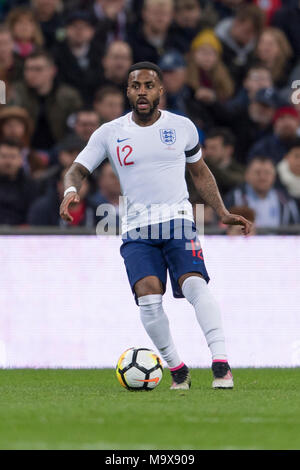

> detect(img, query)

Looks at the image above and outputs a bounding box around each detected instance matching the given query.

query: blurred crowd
[0,0,300,233]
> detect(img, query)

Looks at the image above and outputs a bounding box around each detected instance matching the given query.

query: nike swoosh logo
[117,138,130,143]
[137,377,160,384]
[192,260,202,265]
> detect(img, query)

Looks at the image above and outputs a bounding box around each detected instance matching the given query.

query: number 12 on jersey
[117,145,135,167]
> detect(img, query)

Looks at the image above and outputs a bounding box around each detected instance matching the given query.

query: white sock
[138,294,183,369]
[182,276,227,361]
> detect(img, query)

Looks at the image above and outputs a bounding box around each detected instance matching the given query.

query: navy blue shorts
[120,219,210,304]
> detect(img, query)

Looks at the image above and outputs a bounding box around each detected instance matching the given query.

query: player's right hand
[59,192,80,223]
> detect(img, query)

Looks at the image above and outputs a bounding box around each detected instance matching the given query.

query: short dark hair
[94,86,124,104]
[25,48,55,65]
[128,62,163,82]
[205,127,236,148]
[0,138,22,151]
[235,5,265,35]
[247,156,275,168]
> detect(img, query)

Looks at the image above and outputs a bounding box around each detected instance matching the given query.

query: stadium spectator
[203,127,245,197]
[128,0,174,64]
[101,40,133,101]
[187,29,234,104]
[225,64,274,113]
[31,0,64,48]
[28,167,95,227]
[72,109,100,143]
[91,0,129,46]
[0,25,24,102]
[93,86,125,123]
[88,159,122,231]
[271,1,300,59]
[0,105,47,175]
[226,205,256,236]
[253,0,282,25]
[0,139,38,225]
[10,50,83,151]
[207,87,278,162]
[158,50,193,116]
[248,106,300,164]
[6,6,44,59]
[52,11,103,104]
[255,27,293,89]
[168,0,216,55]
[225,156,299,227]
[37,134,85,186]
[215,4,265,88]
[277,138,300,209]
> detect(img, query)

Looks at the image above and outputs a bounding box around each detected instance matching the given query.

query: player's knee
[134,276,163,298]
[178,272,204,289]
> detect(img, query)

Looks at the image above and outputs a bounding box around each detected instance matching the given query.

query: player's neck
[132,109,161,127]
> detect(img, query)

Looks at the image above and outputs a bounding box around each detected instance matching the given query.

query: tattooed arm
[59,162,90,223]
[187,158,252,234]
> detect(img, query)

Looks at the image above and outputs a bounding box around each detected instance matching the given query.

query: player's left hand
[221,213,252,235]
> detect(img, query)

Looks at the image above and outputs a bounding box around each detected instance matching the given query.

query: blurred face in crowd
[142,0,174,35]
[175,0,202,29]
[33,0,59,17]
[286,147,300,176]
[0,144,23,178]
[75,111,99,142]
[66,20,95,48]
[163,67,186,94]
[12,13,36,42]
[96,0,126,17]
[246,159,276,196]
[94,93,124,122]
[0,30,14,60]
[231,19,256,46]
[2,118,26,142]
[103,41,132,82]
[193,45,218,72]
[204,136,233,166]
[257,31,280,64]
[24,56,56,91]
[127,69,163,120]
[274,115,299,139]
[58,149,81,169]
[98,162,121,199]
[243,68,273,100]
[248,102,275,126]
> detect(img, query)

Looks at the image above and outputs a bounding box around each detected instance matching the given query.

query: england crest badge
[160,129,176,145]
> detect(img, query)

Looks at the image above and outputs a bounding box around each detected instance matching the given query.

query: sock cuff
[138,294,162,306]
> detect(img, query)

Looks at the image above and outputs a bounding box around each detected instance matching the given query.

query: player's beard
[130,97,160,121]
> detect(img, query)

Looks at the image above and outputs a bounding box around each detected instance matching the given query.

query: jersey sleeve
[184,119,202,164]
[74,124,109,173]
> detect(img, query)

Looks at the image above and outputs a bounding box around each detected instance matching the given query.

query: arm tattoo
[64,162,90,193]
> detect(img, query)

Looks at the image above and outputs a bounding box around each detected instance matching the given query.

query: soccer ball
[116,347,163,391]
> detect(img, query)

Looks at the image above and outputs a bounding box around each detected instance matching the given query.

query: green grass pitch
[0,368,299,450]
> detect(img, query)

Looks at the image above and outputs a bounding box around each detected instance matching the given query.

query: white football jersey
[75,110,202,233]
